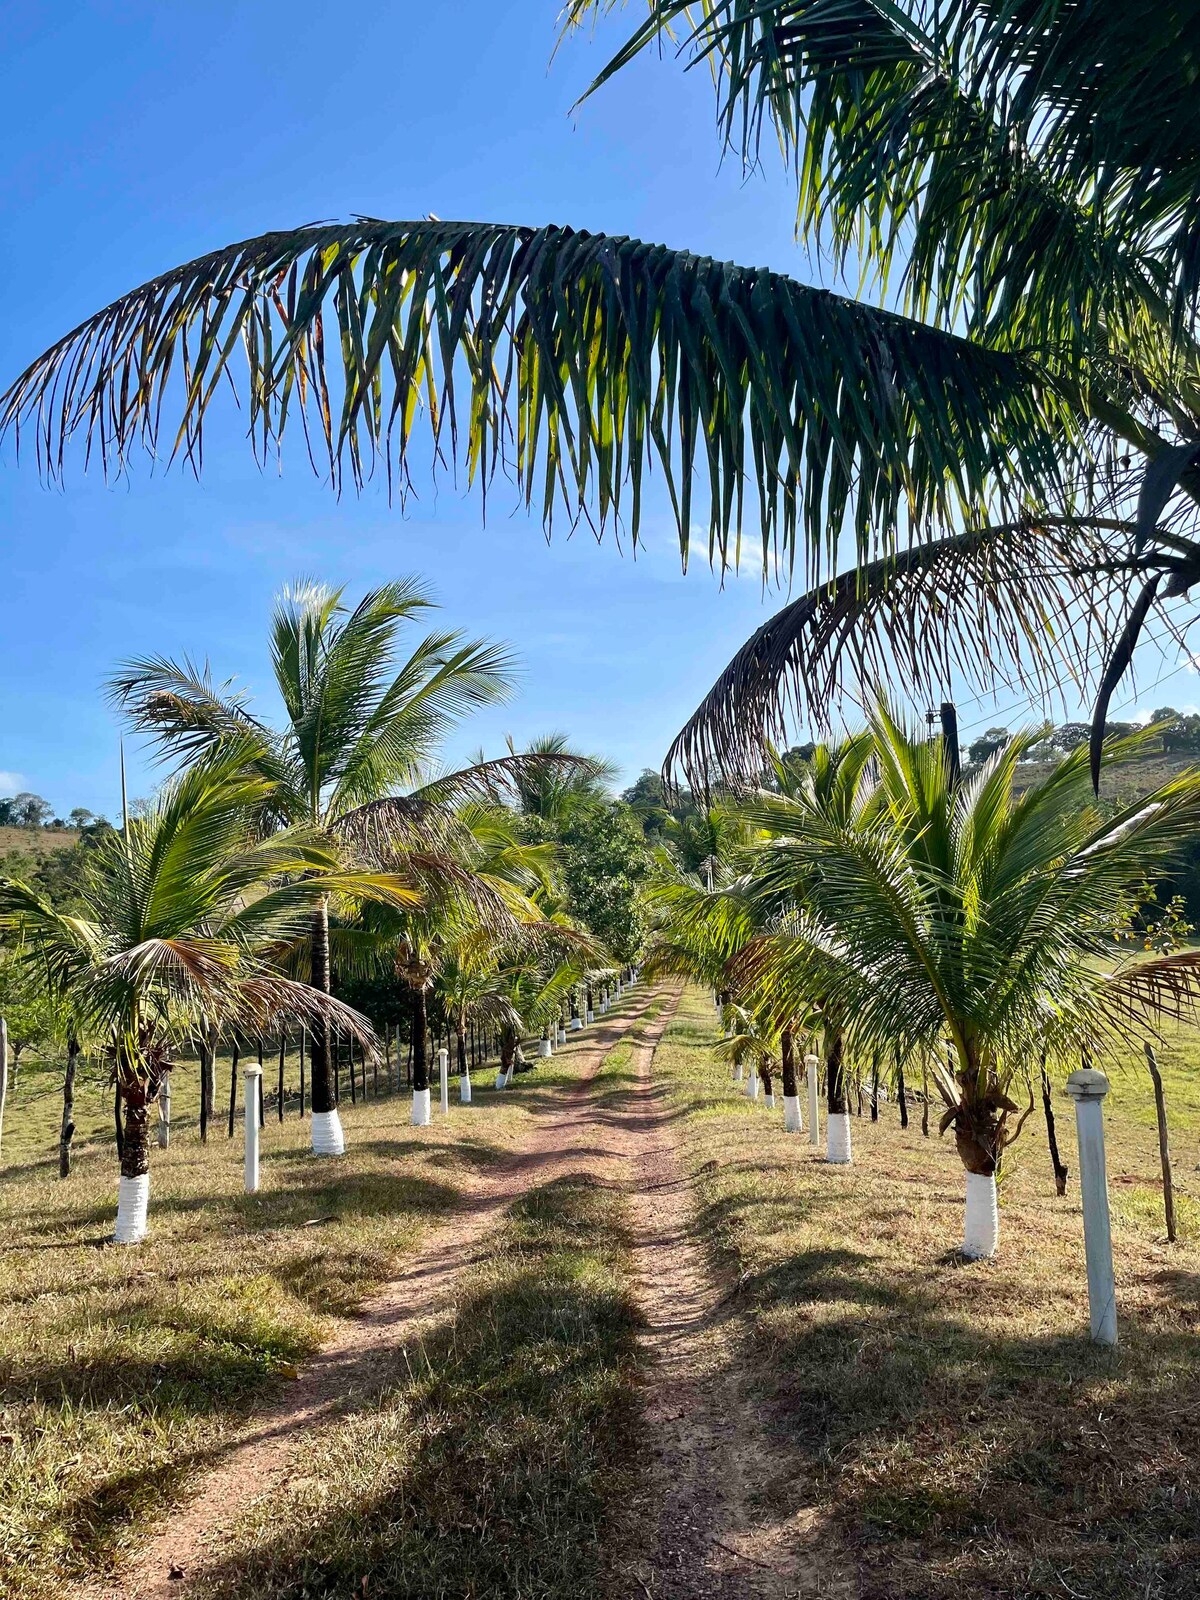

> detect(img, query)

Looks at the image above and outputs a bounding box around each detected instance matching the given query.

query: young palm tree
[0,749,381,1242]
[106,578,554,1155]
[743,701,1200,1257]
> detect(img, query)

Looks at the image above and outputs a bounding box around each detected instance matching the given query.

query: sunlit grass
[193,1173,640,1599]
[0,995,645,1598]
[651,986,1200,1600]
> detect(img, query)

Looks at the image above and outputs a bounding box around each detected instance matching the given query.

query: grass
[0,993,646,1599]
[651,986,1200,1600]
[193,1173,640,1599]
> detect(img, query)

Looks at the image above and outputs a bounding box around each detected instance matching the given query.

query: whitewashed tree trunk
[783,1095,802,1133]
[411,1087,432,1126]
[113,1174,150,1244]
[459,1067,472,1104]
[310,1107,345,1156]
[764,1092,776,1109]
[539,1037,553,1058]
[734,1063,744,1084]
[826,1112,852,1164]
[961,1173,999,1259]
[747,1072,760,1102]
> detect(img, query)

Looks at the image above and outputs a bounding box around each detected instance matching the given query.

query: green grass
[193,1173,641,1599]
[650,986,1200,1600]
[0,994,647,1599]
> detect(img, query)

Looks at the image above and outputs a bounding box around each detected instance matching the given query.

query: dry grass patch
[0,1001,643,1599]
[653,986,1200,1600]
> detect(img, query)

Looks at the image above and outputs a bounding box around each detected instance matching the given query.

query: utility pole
[940,701,961,785]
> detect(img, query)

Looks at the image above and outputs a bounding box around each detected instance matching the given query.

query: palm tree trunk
[955,1045,1003,1258]
[308,900,335,1113]
[410,983,432,1125]
[411,985,429,1091]
[308,902,345,1155]
[114,1050,153,1244]
[870,1055,880,1122]
[781,1027,802,1132]
[825,1028,852,1164]
[457,1024,472,1103]
[59,1037,79,1178]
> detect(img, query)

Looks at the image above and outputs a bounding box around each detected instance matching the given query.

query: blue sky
[0,2,1195,817]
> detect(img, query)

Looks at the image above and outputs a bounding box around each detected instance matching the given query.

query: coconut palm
[106,577,576,1154]
[507,733,617,828]
[0,747,383,1241]
[8,8,1200,782]
[741,700,1200,1257]
[343,801,555,1117]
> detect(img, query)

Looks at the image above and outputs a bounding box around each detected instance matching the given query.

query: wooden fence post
[1143,1042,1177,1243]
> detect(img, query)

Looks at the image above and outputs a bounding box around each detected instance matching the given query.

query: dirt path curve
[614,1022,841,1600]
[85,986,670,1600]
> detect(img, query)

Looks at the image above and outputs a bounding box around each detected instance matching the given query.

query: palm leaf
[1,218,1072,576]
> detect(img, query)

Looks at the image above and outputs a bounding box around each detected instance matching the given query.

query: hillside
[0,827,80,858]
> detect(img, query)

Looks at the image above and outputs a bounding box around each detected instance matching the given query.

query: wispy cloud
[0,772,25,796]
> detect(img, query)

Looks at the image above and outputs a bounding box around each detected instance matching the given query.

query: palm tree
[7,3,1167,775]
[106,577,555,1155]
[507,733,616,828]
[344,801,554,1119]
[742,701,1200,1257]
[0,748,379,1241]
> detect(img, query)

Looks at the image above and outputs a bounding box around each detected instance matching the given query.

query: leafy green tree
[968,727,1010,766]
[559,803,651,966]
[0,953,67,1071]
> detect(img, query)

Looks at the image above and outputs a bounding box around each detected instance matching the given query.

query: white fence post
[438,1047,450,1115]
[244,1063,262,1194]
[804,1053,821,1147]
[1065,1066,1118,1346]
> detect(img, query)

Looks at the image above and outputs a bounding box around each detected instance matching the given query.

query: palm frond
[1,218,1073,576]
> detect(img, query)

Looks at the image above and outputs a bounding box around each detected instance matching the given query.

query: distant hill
[1012,750,1200,800]
[0,827,81,857]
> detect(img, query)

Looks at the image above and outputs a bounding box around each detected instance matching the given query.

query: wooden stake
[227,1041,239,1138]
[1144,1042,1177,1243]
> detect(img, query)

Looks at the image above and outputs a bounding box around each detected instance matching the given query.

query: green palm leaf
[1,219,1073,576]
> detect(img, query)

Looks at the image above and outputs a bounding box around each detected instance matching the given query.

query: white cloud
[0,772,25,796]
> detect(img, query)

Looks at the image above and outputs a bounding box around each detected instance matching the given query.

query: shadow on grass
[190,1174,642,1600]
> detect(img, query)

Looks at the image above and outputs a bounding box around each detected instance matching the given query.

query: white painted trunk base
[586,1009,595,1024]
[459,1072,472,1104]
[783,1094,802,1133]
[310,1108,345,1157]
[113,1173,150,1244]
[734,1063,745,1084]
[570,1016,582,1031]
[826,1111,852,1164]
[557,1027,567,1045]
[764,1092,776,1109]
[411,1088,432,1127]
[747,1073,760,1102]
[961,1172,999,1259]
[539,1038,553,1058]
